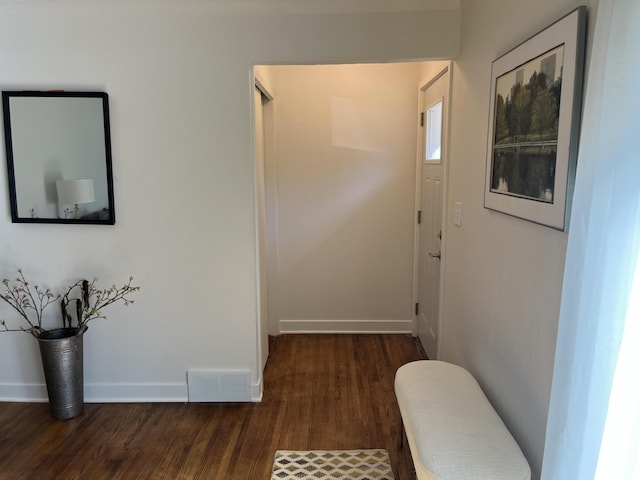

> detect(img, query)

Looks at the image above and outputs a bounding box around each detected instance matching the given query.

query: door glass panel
[425,100,443,162]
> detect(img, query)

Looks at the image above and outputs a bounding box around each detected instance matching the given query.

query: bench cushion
[395,360,531,480]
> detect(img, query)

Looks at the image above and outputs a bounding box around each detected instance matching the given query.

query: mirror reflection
[2,91,115,224]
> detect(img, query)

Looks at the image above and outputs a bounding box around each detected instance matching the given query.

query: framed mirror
[2,91,115,224]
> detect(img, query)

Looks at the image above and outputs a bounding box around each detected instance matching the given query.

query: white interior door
[416,68,450,359]
[254,86,269,371]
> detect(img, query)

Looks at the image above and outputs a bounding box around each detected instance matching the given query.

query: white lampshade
[56,179,95,205]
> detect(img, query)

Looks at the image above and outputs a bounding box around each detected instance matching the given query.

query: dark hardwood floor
[0,334,425,479]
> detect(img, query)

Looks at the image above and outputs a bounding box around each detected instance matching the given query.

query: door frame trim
[411,63,453,359]
[252,68,276,401]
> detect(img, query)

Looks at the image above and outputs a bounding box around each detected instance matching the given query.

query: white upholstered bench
[395,361,531,480]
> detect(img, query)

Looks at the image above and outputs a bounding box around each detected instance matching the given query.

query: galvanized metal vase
[37,326,87,420]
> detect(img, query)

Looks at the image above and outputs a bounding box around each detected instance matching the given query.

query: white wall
[442,1,597,478]
[0,2,460,401]
[418,60,450,85]
[263,63,421,333]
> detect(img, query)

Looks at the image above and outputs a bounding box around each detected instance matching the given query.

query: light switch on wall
[453,202,462,227]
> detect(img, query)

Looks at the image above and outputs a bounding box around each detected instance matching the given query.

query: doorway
[252,62,452,376]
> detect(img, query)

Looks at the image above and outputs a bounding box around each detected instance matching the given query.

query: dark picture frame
[484,6,587,231]
[2,91,115,225]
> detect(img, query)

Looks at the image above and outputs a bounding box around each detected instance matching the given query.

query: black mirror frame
[2,91,116,225]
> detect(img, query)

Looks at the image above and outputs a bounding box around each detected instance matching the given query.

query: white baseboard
[0,382,187,403]
[85,383,188,402]
[0,380,263,403]
[0,383,188,403]
[279,319,413,334]
[0,383,48,402]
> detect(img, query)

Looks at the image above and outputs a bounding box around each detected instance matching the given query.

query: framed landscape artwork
[484,6,587,231]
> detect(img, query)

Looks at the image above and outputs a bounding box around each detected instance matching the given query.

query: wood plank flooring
[0,334,425,479]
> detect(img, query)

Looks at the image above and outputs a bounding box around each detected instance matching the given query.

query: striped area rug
[270,449,395,480]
